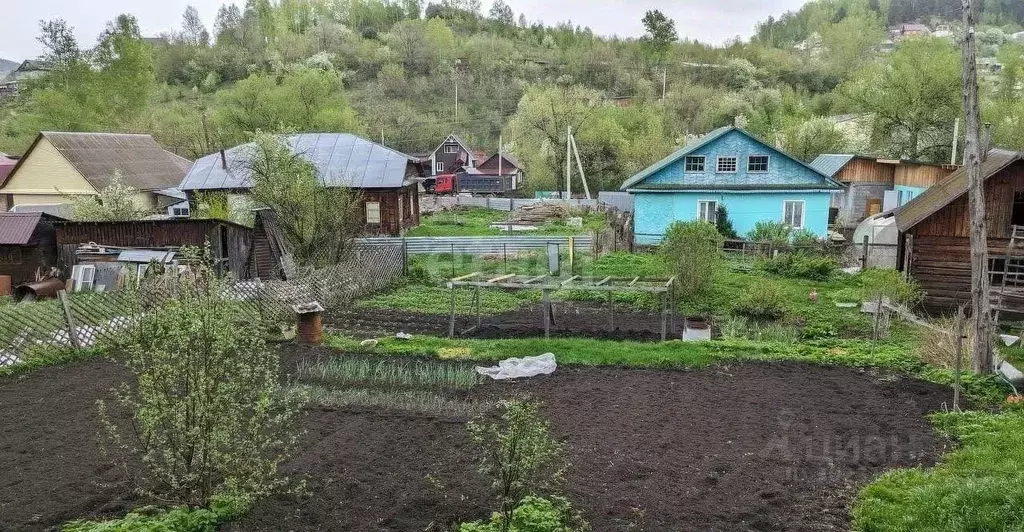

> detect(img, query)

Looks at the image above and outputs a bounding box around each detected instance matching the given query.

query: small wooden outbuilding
[0,212,62,287]
[895,149,1024,310]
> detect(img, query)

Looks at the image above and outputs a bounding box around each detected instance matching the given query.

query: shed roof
[894,149,1023,232]
[808,154,855,178]
[180,133,416,191]
[0,153,15,182]
[0,212,57,245]
[1,132,191,191]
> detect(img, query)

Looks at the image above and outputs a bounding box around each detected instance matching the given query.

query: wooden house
[0,213,62,286]
[622,127,842,244]
[894,149,1024,311]
[810,154,956,227]
[180,133,423,236]
[0,132,191,214]
[428,134,485,176]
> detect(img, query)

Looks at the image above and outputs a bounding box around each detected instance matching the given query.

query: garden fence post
[953,306,966,412]
[448,284,456,339]
[660,292,667,341]
[57,290,82,350]
[451,243,456,278]
[870,293,883,358]
[542,289,551,339]
[402,238,408,276]
[862,236,870,270]
[503,244,507,274]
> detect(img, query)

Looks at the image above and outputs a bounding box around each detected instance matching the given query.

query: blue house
[621,127,842,244]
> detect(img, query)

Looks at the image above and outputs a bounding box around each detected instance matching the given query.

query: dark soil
[0,348,951,532]
[329,301,685,341]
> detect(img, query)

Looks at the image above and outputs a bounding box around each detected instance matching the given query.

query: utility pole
[454,79,459,124]
[565,126,572,198]
[381,127,385,145]
[961,0,993,373]
[662,68,667,103]
[951,117,960,165]
[570,132,591,200]
[498,134,503,177]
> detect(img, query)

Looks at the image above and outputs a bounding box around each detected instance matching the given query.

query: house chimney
[220,149,227,169]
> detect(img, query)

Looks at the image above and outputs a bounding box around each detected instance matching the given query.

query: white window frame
[365,201,382,224]
[684,155,706,173]
[435,161,444,173]
[698,200,719,224]
[783,200,805,229]
[444,145,458,154]
[747,154,770,173]
[716,156,738,173]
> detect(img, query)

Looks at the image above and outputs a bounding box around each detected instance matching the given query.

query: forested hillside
[1,0,1023,192]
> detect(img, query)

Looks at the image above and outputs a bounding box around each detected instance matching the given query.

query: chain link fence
[0,244,404,367]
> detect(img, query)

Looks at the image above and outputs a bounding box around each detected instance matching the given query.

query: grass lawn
[406,207,604,237]
[853,409,1024,531]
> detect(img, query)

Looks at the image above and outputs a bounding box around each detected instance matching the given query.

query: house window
[435,161,444,173]
[783,200,805,229]
[171,206,190,217]
[366,201,381,224]
[1012,193,1024,226]
[698,200,718,224]
[444,145,458,154]
[748,155,770,173]
[684,156,706,172]
[716,156,738,173]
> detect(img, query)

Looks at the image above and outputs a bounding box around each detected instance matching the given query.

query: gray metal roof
[809,154,855,178]
[180,133,416,191]
[116,249,176,263]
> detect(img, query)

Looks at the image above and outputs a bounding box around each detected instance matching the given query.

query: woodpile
[505,203,570,226]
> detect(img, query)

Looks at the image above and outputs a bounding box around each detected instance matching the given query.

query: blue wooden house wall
[621,127,841,244]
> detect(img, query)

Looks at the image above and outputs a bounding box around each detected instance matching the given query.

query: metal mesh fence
[0,244,404,368]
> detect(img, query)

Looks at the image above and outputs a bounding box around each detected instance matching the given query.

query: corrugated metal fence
[420,196,601,212]
[356,236,593,255]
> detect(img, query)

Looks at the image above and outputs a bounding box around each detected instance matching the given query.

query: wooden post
[542,289,550,339]
[608,290,614,329]
[660,292,668,341]
[870,293,883,358]
[57,290,82,350]
[475,285,481,328]
[862,235,870,270]
[962,0,994,373]
[954,306,966,412]
[448,284,456,339]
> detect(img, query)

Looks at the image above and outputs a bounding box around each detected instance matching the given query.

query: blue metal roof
[620,127,841,191]
[180,133,416,191]
[808,154,855,178]
[117,249,176,263]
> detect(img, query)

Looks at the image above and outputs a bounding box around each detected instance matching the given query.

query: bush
[468,399,566,527]
[733,281,788,320]
[62,494,250,532]
[101,254,301,507]
[747,221,791,245]
[790,228,819,247]
[715,205,738,239]
[860,269,921,306]
[758,251,838,281]
[458,496,588,532]
[660,221,724,298]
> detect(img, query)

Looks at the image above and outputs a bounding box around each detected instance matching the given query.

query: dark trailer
[455,168,516,195]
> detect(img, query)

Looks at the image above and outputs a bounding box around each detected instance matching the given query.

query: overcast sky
[1,0,811,61]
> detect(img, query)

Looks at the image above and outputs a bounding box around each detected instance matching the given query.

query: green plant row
[63,494,250,532]
[295,356,481,390]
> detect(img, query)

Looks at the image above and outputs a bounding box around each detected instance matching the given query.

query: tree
[996,42,1024,101]
[961,0,993,373]
[101,248,298,506]
[383,18,456,75]
[68,173,150,221]
[245,132,365,266]
[640,10,677,65]
[660,220,723,298]
[36,19,86,89]
[94,14,155,120]
[213,4,243,45]
[783,117,849,161]
[489,0,515,26]
[181,5,211,46]
[842,38,962,162]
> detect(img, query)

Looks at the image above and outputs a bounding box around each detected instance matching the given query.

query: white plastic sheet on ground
[476,353,557,380]
[1000,334,1020,347]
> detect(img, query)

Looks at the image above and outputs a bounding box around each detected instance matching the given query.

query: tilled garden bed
[328,302,684,341]
[1,347,951,531]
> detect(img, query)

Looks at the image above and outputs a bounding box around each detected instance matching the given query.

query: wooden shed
[55,219,253,277]
[894,149,1024,310]
[0,213,62,287]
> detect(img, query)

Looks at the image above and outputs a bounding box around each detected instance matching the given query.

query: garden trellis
[446,273,677,340]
